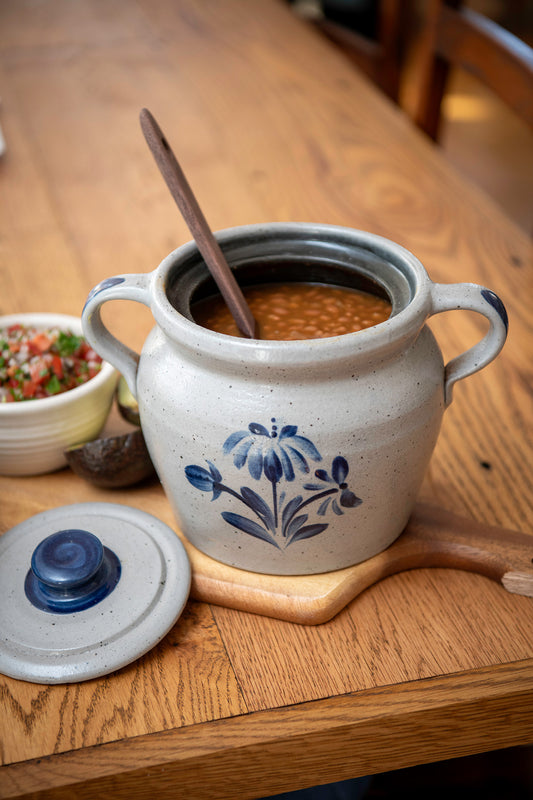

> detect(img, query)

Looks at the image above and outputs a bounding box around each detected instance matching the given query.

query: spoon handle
[140,108,256,338]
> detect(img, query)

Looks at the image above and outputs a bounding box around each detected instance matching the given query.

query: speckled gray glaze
[82,223,508,575]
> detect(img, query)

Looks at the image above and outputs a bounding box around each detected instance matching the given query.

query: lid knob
[25,529,121,614]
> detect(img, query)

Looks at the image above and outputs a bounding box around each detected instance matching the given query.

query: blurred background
[290,0,533,235]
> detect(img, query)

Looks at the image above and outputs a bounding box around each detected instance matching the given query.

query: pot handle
[430,283,508,406]
[82,274,152,398]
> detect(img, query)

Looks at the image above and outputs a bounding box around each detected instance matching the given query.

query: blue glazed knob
[25,529,121,614]
[32,529,103,588]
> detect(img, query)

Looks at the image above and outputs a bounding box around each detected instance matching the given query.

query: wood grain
[211,568,533,711]
[2,661,533,800]
[0,600,247,764]
[0,0,532,795]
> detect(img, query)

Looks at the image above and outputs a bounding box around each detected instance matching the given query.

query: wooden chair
[309,0,410,102]
[414,0,533,141]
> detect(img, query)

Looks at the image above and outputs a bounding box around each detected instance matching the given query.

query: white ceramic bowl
[0,313,117,476]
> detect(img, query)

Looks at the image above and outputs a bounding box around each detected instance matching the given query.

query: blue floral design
[185,419,362,550]
[222,419,321,529]
[184,460,223,500]
[223,421,321,481]
[304,457,362,516]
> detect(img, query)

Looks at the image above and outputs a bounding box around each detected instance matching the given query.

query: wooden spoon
[140,108,256,338]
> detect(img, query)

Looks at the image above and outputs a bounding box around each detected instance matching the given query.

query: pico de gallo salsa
[0,324,103,403]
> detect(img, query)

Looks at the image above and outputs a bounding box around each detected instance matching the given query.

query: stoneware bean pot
[82,223,508,575]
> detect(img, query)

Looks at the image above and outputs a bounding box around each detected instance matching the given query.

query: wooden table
[1,1,532,797]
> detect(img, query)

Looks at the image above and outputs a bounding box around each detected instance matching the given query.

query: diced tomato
[22,380,37,398]
[30,362,47,384]
[51,354,63,379]
[31,332,53,353]
[0,324,102,401]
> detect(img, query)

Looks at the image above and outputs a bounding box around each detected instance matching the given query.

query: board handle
[371,503,533,597]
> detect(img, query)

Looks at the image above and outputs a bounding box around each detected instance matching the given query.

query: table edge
[2,657,533,799]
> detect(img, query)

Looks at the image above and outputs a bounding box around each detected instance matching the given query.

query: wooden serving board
[186,503,533,624]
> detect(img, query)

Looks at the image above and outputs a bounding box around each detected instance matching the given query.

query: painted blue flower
[185,420,363,550]
[223,419,322,482]
[305,456,362,515]
[184,460,223,500]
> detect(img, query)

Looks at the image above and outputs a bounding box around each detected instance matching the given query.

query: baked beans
[192,282,391,340]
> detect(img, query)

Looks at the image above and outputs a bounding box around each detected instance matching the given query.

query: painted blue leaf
[317,497,331,516]
[332,499,343,515]
[279,425,298,439]
[221,512,278,547]
[286,514,309,539]
[223,430,248,454]
[332,456,349,484]
[288,435,322,461]
[303,483,324,491]
[278,446,295,481]
[289,524,328,543]
[285,446,309,474]
[247,448,264,479]
[315,469,332,483]
[340,489,362,508]
[185,464,214,491]
[264,449,283,483]
[282,495,303,533]
[211,484,222,500]
[206,460,222,483]
[249,422,270,436]
[231,438,254,469]
[240,486,275,531]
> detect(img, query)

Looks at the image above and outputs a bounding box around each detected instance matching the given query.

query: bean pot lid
[0,502,191,684]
